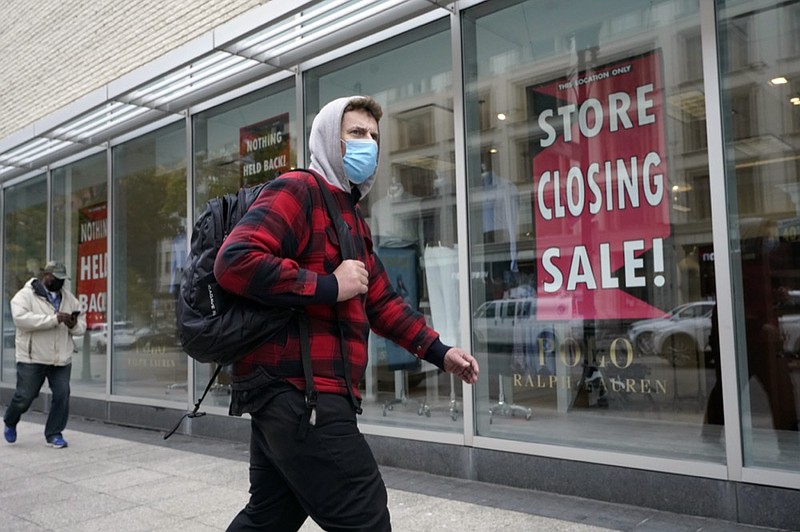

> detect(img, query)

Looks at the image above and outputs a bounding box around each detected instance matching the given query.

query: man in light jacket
[3,261,86,448]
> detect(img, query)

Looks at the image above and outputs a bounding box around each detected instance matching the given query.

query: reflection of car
[629,294,800,365]
[473,297,582,348]
[628,301,715,358]
[133,327,180,348]
[86,321,138,352]
[644,301,715,367]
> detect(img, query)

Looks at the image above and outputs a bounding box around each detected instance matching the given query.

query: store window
[305,19,462,430]
[2,175,47,382]
[718,0,800,471]
[52,153,108,394]
[111,122,187,401]
[464,0,723,461]
[192,81,297,407]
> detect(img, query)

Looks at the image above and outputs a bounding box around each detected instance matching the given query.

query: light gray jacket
[10,278,87,365]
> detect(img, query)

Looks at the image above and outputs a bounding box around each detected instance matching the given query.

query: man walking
[214,95,479,531]
[3,261,86,448]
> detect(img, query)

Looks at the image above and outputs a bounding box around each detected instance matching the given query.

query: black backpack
[165,170,354,439]
[176,181,291,366]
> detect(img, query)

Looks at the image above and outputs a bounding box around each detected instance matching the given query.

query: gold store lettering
[515,335,667,394]
[127,357,176,368]
[610,378,667,394]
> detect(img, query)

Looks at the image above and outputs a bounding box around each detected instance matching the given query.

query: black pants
[226,389,391,532]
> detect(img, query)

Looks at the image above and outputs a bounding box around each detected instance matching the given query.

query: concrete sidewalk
[0,412,792,531]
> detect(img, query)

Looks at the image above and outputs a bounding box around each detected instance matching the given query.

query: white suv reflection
[473,297,583,358]
[628,301,715,363]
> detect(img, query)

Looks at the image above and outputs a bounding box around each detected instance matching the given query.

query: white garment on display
[424,245,459,345]
[481,170,519,271]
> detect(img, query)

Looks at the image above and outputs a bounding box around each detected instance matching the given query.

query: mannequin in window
[481,165,519,271]
[479,165,529,420]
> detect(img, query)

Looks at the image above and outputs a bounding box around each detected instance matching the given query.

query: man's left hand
[443,348,479,384]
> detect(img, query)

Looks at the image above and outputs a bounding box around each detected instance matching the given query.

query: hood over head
[308,96,382,198]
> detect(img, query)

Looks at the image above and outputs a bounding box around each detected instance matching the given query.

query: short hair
[344,96,383,122]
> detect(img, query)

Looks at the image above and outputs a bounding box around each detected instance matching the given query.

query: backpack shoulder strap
[307,172,356,260]
[296,171,363,438]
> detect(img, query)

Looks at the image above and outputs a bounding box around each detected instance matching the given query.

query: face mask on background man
[44,278,64,292]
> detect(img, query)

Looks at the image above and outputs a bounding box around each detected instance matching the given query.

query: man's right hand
[333,259,369,301]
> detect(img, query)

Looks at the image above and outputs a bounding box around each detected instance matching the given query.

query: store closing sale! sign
[531,51,670,320]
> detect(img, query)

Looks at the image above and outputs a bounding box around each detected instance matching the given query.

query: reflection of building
[1,2,799,529]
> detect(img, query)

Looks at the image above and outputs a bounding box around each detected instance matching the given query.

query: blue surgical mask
[341,139,378,184]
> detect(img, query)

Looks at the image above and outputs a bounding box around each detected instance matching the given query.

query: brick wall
[0,0,265,140]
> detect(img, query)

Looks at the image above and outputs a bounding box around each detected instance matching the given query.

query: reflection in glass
[52,153,108,394]
[306,19,462,430]
[2,176,47,382]
[111,122,187,401]
[464,0,722,461]
[720,0,800,471]
[192,82,296,408]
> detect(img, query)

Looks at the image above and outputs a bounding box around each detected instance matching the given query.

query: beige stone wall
[0,0,266,140]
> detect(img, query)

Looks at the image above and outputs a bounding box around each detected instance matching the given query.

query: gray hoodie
[308,96,379,198]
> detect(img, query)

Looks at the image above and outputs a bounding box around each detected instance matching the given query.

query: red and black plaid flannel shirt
[214,170,445,400]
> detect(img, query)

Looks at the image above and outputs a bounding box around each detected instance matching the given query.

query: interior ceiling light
[769,76,789,85]
[791,96,800,105]
[497,113,507,121]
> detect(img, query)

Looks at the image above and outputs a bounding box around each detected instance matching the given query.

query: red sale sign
[532,51,670,320]
[75,203,107,328]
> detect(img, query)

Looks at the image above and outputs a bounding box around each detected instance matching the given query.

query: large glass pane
[192,81,297,407]
[2,175,47,382]
[52,153,108,394]
[306,20,462,431]
[111,122,187,401]
[464,0,722,461]
[718,0,800,471]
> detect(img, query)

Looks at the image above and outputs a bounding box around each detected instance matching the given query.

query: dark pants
[226,390,391,532]
[3,362,71,441]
